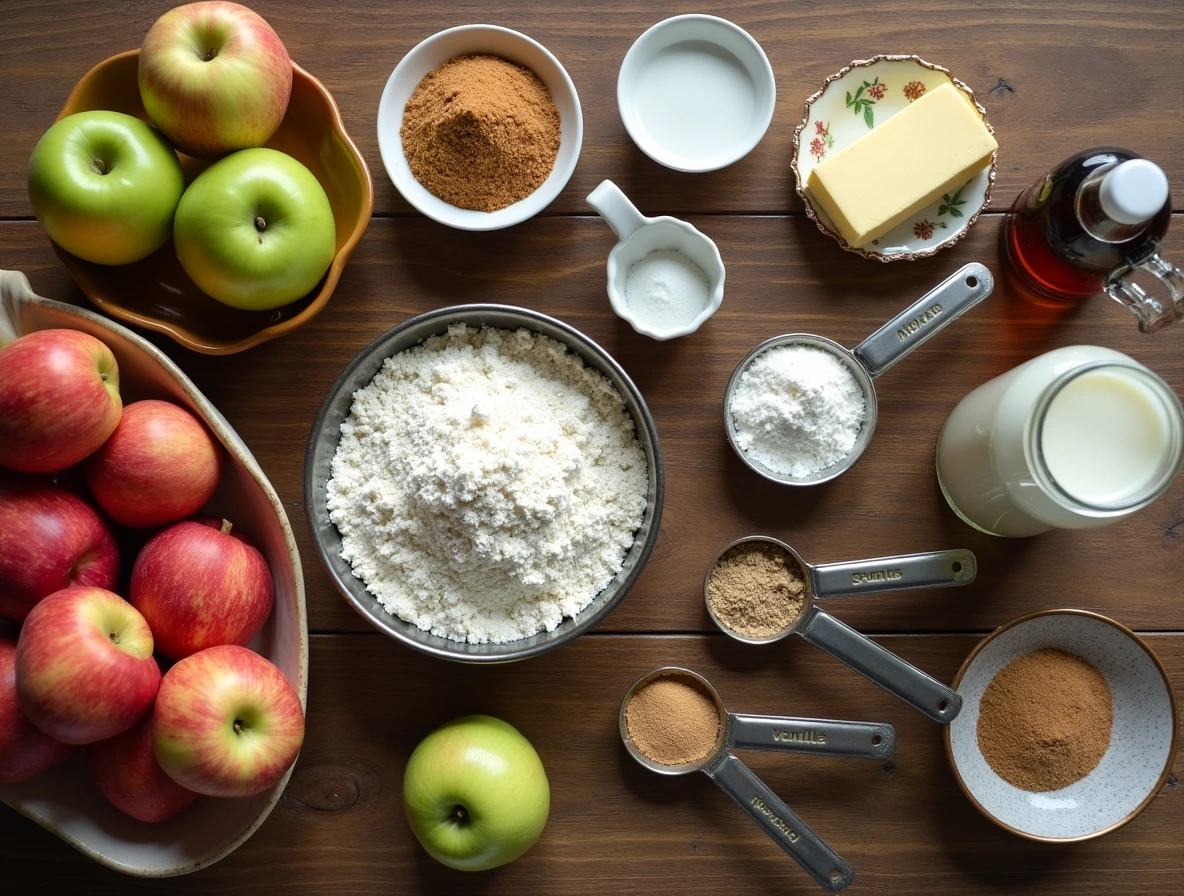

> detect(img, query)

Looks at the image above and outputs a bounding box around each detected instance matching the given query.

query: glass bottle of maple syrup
[1004,148,1182,332]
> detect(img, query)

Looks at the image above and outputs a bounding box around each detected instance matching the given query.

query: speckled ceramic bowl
[945,610,1176,842]
[792,55,997,262]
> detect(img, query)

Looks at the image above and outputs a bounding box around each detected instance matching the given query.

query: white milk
[1041,368,1173,507]
[936,346,1184,537]
[633,41,757,163]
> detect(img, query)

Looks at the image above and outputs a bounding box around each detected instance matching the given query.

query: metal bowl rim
[303,303,665,663]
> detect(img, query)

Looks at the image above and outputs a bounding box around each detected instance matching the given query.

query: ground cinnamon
[401,54,561,212]
[976,648,1112,791]
[706,542,806,639]
[624,673,721,767]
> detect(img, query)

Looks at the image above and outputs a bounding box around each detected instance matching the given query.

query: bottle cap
[1099,159,1169,225]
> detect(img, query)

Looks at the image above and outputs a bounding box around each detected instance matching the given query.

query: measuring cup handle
[728,714,895,760]
[586,179,649,241]
[852,262,994,378]
[1105,251,1184,333]
[811,550,976,599]
[797,608,962,724]
[705,751,854,892]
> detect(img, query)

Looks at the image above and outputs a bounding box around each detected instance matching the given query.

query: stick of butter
[806,83,997,248]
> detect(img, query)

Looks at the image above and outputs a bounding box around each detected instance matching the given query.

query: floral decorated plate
[792,55,997,262]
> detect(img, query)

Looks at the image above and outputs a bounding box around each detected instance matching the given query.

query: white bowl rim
[943,608,1179,843]
[376,24,584,231]
[616,13,776,173]
[605,216,726,340]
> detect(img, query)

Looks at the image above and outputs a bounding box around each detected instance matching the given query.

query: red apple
[0,480,120,622]
[16,587,160,745]
[153,645,303,798]
[131,517,274,660]
[0,329,122,473]
[0,633,73,784]
[85,400,222,529]
[88,710,200,823]
[138,1,292,158]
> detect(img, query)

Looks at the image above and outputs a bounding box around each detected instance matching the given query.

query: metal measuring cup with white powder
[725,263,994,485]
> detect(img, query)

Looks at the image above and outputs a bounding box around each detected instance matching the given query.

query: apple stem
[220,519,233,536]
[452,806,467,823]
[203,47,218,61]
[91,157,108,176]
[233,718,244,735]
[255,216,267,232]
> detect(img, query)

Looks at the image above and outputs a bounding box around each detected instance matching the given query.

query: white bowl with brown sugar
[377,24,583,230]
[945,610,1177,842]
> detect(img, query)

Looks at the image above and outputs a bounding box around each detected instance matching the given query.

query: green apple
[27,111,184,265]
[403,715,550,872]
[173,147,335,310]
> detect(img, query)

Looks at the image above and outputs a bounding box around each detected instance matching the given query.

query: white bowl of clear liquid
[617,15,776,173]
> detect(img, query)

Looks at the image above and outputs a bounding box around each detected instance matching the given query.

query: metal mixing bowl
[304,305,664,662]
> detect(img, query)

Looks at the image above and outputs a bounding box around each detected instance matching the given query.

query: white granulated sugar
[730,344,867,478]
[326,324,648,644]
[624,249,711,331]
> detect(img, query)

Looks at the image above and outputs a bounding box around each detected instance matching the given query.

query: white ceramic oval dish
[945,610,1176,843]
[792,55,997,262]
[618,15,776,172]
[587,180,724,340]
[376,24,583,231]
[0,270,309,877]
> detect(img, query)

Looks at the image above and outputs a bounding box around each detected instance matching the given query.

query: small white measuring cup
[587,179,724,340]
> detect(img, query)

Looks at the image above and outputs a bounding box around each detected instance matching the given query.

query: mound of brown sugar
[706,542,806,639]
[401,54,561,212]
[624,673,721,767]
[976,648,1113,792]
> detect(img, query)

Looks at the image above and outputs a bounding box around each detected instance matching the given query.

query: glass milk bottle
[936,346,1184,536]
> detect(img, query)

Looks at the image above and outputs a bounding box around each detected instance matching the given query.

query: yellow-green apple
[88,710,200,823]
[0,481,120,622]
[0,329,122,474]
[403,715,550,871]
[27,111,184,265]
[131,517,274,660]
[174,148,335,310]
[16,586,160,745]
[85,400,222,529]
[153,645,303,797]
[0,633,73,784]
[138,1,292,159]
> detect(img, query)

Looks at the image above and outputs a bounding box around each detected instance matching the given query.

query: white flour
[730,344,866,478]
[326,324,648,644]
[624,249,710,331]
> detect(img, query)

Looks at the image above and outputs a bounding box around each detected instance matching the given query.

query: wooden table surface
[1,1,1181,893]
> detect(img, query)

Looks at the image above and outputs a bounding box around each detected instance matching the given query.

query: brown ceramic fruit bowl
[49,50,373,354]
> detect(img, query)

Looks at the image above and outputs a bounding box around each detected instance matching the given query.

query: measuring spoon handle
[586,179,649,241]
[705,752,854,892]
[853,262,994,378]
[811,549,976,599]
[797,608,962,724]
[728,714,895,759]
